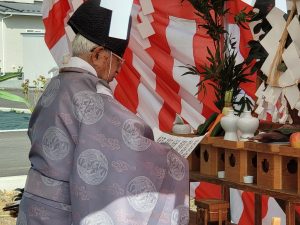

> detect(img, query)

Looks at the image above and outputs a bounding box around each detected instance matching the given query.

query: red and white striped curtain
[42,0,258,132]
[42,0,297,224]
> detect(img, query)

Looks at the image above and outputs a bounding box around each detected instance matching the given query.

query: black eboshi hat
[68,0,131,57]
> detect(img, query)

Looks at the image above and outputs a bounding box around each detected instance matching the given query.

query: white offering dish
[217,171,225,179]
[243,175,254,184]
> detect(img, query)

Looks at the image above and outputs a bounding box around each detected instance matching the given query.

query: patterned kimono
[17,58,189,225]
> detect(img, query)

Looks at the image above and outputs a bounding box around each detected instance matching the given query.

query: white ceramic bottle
[220,109,239,141]
[237,110,259,141]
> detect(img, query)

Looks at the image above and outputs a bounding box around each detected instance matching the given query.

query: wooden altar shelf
[278,145,300,157]
[282,156,298,192]
[188,146,200,171]
[194,199,229,225]
[189,172,300,204]
[192,138,300,225]
[257,152,282,189]
[279,145,300,193]
[244,142,283,189]
[200,138,225,176]
[225,148,257,183]
[244,143,300,192]
[244,141,280,153]
[212,139,245,150]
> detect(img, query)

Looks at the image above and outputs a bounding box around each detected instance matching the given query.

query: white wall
[0,13,58,88]
[0,15,45,73]
[22,33,57,82]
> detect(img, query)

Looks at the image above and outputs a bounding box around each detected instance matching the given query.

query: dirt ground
[0,190,17,225]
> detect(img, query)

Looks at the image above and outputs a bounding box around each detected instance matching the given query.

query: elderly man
[17,0,189,224]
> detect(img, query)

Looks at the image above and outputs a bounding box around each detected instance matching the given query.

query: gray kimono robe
[17,66,189,225]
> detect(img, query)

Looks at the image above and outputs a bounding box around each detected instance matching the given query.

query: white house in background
[0,0,57,88]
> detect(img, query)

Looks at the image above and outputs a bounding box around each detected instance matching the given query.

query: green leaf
[0,90,31,110]
[0,73,21,82]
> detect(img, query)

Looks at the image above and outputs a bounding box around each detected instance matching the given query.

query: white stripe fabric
[167,16,197,65]
[167,16,205,128]
[227,24,245,65]
[70,0,83,14]
[41,0,60,18]
[230,189,244,224]
[129,4,152,50]
[50,34,71,66]
[173,59,199,97]
[132,53,155,90]
[262,198,286,225]
[137,83,163,129]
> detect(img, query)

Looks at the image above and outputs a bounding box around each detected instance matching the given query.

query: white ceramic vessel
[220,109,239,141]
[243,175,254,184]
[237,110,259,141]
[172,124,191,134]
[217,171,225,178]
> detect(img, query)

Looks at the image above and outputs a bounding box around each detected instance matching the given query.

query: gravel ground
[0,190,17,225]
[0,89,33,225]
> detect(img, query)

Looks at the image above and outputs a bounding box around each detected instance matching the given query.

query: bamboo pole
[267,0,297,86]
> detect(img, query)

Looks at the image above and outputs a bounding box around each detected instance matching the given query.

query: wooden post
[255,194,262,225]
[218,209,222,225]
[222,185,231,224]
[285,202,295,225]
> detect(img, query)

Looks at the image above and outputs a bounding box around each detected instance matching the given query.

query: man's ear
[91,46,104,62]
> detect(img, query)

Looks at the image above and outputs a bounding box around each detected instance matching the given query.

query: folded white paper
[264,86,282,105]
[272,109,279,123]
[153,128,204,158]
[279,113,288,124]
[255,104,265,114]
[287,17,300,57]
[284,85,300,109]
[255,82,266,98]
[282,43,300,80]
[129,26,152,49]
[100,0,133,40]
[278,70,296,87]
[249,19,263,40]
[137,20,155,39]
[139,0,154,15]
[275,0,287,13]
[297,0,300,16]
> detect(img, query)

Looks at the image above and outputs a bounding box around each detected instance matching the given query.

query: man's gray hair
[72,34,98,57]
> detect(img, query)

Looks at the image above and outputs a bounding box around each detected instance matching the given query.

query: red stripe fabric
[114,49,140,114]
[261,195,269,220]
[238,192,255,225]
[147,11,180,131]
[151,0,199,20]
[226,1,257,99]
[195,182,221,199]
[237,192,269,225]
[43,0,71,49]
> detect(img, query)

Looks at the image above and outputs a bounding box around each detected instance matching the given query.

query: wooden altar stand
[188,137,300,225]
